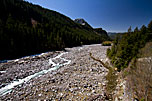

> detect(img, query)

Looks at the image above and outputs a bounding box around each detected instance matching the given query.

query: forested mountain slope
[94,28,111,41]
[0,0,109,60]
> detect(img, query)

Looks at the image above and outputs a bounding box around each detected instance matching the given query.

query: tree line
[107,20,152,71]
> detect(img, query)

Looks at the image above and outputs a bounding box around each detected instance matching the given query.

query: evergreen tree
[148,20,152,31]
[128,26,132,33]
[134,27,139,32]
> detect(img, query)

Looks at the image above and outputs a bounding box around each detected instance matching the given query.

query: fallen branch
[89,53,110,69]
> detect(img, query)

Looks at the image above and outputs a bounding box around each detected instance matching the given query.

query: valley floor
[0,44,110,100]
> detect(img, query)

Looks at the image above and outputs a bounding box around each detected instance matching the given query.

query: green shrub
[106,48,111,56]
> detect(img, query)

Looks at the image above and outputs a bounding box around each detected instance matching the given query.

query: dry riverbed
[0,44,110,100]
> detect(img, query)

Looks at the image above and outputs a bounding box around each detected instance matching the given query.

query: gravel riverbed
[0,44,110,100]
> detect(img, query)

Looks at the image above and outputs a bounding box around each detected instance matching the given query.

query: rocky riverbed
[0,44,110,100]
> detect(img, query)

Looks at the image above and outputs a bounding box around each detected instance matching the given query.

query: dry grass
[102,41,112,46]
[105,67,118,98]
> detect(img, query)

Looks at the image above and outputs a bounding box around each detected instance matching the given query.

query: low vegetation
[102,41,112,46]
[105,67,117,100]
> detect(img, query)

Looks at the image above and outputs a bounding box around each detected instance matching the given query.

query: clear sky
[25,0,152,32]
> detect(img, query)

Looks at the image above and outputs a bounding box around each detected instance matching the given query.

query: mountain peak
[74,18,92,29]
[74,18,86,25]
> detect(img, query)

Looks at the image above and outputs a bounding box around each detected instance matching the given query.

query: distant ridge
[74,19,110,41]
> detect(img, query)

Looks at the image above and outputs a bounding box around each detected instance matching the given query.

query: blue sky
[25,0,152,32]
